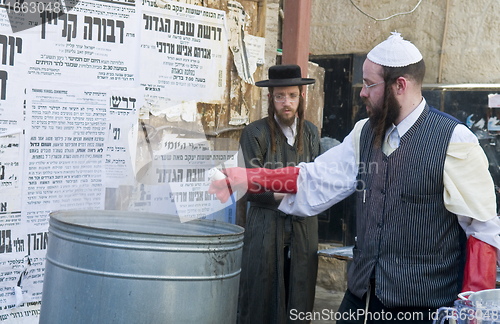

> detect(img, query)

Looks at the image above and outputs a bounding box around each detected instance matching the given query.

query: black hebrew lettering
[143,14,170,33]
[93,17,102,41]
[106,19,115,43]
[176,45,192,57]
[165,141,186,150]
[173,20,183,35]
[193,47,211,59]
[110,96,136,109]
[152,16,158,31]
[186,22,195,36]
[143,13,151,30]
[197,24,222,41]
[102,19,107,42]
[111,96,120,107]
[83,16,125,44]
[0,230,11,254]
[0,71,7,100]
[0,33,21,103]
[84,17,125,44]
[186,169,204,182]
[13,237,23,253]
[185,7,202,16]
[59,14,77,42]
[40,11,58,40]
[27,232,48,255]
[101,18,106,42]
[0,35,22,66]
[139,184,150,201]
[156,42,175,54]
[156,168,183,183]
[188,191,203,202]
[84,16,92,40]
[40,12,77,41]
[173,20,195,37]
[169,192,187,203]
[116,20,125,43]
[205,191,214,201]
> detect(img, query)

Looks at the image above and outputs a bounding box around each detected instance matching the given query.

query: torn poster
[132,133,239,223]
[227,0,265,84]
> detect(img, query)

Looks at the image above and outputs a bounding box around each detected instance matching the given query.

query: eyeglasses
[362,80,384,90]
[273,93,300,103]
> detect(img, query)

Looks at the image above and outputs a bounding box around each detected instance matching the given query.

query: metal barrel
[39,210,244,324]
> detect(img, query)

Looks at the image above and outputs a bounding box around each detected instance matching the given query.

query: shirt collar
[385,97,426,142]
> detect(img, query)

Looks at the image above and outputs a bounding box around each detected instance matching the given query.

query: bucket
[434,299,500,324]
[39,210,244,324]
[459,289,500,302]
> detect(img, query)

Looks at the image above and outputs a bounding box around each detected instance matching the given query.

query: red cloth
[461,235,497,292]
[208,167,300,203]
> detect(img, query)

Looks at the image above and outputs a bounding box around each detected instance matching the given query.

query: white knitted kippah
[367,32,423,67]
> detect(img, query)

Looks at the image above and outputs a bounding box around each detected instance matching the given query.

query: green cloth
[237,118,321,324]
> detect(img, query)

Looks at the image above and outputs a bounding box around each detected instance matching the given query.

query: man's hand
[208,167,249,203]
[208,166,300,203]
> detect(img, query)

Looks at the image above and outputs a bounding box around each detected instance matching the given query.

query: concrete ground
[311,286,344,324]
[310,243,349,324]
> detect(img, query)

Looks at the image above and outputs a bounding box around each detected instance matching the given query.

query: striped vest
[349,105,467,308]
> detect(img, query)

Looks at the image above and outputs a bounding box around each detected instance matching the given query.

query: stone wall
[309,0,500,84]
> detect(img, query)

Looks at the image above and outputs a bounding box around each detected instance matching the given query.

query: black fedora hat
[255,64,315,87]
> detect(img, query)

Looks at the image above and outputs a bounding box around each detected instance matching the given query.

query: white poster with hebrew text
[141,0,227,103]
[26,0,140,86]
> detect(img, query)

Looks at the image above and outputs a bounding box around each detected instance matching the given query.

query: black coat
[237,118,321,324]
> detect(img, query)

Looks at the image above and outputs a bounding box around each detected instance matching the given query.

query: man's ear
[395,77,408,95]
[301,92,306,97]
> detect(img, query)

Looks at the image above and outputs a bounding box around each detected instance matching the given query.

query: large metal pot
[39,210,245,324]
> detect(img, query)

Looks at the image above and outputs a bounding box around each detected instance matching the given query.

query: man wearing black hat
[236,64,321,324]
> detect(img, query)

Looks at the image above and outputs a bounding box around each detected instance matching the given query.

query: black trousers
[336,285,438,324]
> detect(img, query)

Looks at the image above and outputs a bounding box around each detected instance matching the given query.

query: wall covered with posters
[0,0,273,322]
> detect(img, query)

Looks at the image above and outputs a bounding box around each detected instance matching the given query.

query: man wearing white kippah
[209,33,500,323]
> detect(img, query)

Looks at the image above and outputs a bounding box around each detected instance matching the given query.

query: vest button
[381,189,386,194]
[377,222,382,228]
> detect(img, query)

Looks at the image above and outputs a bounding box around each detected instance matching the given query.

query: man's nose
[360,86,368,98]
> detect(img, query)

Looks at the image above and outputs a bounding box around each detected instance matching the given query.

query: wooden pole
[281,0,312,77]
